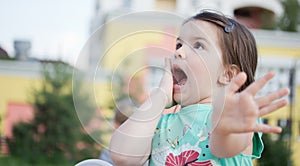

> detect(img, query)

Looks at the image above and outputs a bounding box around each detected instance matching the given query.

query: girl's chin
[173,94,199,107]
[173,95,184,105]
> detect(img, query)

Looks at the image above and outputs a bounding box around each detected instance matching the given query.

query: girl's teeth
[176,78,187,86]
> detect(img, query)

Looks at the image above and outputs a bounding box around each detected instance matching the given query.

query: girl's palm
[212,72,289,134]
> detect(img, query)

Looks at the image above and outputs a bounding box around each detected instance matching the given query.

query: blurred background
[0,0,300,165]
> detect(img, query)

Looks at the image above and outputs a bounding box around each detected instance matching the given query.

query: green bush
[6,63,101,164]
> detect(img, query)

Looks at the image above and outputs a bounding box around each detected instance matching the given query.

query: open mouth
[172,65,187,88]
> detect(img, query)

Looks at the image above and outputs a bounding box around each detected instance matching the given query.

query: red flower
[165,150,213,166]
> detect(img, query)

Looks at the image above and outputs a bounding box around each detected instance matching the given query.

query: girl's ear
[218,65,240,85]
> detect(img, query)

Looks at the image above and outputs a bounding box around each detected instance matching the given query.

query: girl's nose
[174,49,186,59]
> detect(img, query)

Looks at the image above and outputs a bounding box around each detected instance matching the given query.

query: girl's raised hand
[159,58,174,107]
[212,72,290,134]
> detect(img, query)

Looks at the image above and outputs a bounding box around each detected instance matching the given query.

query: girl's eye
[176,43,182,50]
[193,42,204,49]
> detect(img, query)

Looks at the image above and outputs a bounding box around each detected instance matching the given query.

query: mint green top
[149,104,263,166]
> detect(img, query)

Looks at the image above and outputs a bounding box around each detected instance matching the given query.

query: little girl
[109,11,290,166]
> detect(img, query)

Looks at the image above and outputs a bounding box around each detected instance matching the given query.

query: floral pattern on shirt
[165,150,213,166]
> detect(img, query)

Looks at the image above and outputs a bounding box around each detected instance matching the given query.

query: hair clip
[224,22,235,33]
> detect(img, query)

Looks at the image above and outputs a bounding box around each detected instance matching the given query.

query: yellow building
[0,60,112,154]
[0,60,42,154]
[254,30,300,165]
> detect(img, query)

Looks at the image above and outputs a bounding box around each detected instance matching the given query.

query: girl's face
[171,20,224,106]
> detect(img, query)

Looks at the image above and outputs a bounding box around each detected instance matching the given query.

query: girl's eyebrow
[176,36,208,44]
[176,37,190,44]
[192,36,208,43]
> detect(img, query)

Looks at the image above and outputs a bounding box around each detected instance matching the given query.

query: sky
[0,0,94,65]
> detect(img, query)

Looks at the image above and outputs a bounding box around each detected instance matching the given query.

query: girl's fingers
[259,99,289,117]
[254,123,282,133]
[162,58,172,80]
[163,57,172,74]
[245,72,275,96]
[173,104,181,113]
[227,72,247,94]
[160,57,174,107]
[256,88,290,108]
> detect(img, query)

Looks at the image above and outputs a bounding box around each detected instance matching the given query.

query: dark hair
[190,11,257,91]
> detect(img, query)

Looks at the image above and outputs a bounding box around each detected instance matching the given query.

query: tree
[7,62,100,164]
[257,127,292,166]
[279,0,300,32]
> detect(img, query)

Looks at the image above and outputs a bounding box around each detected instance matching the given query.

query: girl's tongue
[172,66,187,89]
